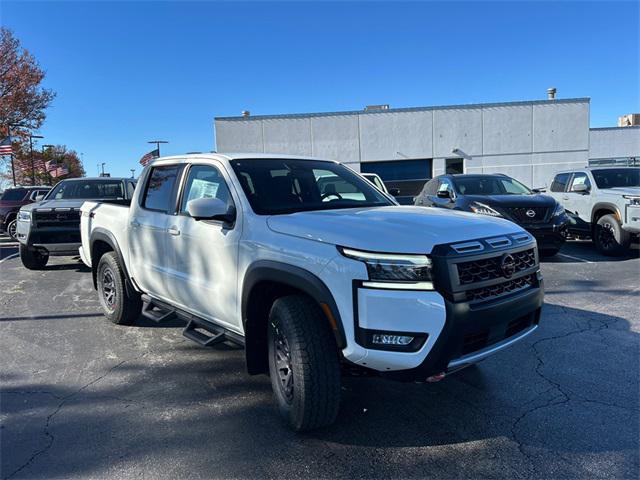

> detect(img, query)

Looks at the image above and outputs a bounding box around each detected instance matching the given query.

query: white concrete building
[214,97,640,204]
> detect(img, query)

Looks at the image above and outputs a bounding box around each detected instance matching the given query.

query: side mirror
[187,198,236,224]
[436,190,452,199]
[531,188,546,194]
[388,187,401,197]
[572,183,589,194]
[34,195,45,201]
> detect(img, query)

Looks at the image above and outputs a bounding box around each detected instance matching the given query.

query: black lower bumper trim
[381,281,544,382]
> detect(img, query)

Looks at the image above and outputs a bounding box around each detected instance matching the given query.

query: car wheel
[267,295,341,432]
[7,218,17,240]
[19,244,49,270]
[594,214,631,256]
[97,252,142,325]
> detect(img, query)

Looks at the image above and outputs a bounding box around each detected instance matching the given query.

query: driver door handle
[167,227,181,236]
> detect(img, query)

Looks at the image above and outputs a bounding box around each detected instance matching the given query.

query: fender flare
[242,260,346,349]
[89,228,132,292]
[591,202,622,224]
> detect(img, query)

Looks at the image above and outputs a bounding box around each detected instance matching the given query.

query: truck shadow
[1,303,637,479]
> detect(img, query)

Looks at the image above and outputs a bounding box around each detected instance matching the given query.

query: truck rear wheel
[19,244,49,270]
[267,295,341,431]
[97,252,141,325]
[594,214,631,256]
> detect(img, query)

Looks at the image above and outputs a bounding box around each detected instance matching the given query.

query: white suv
[547,167,640,255]
[80,154,544,431]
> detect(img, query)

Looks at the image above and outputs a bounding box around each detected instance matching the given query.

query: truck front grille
[465,274,536,302]
[34,209,81,228]
[504,206,549,224]
[457,248,535,285]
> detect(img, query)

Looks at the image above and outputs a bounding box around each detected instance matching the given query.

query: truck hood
[20,199,87,212]
[267,206,523,253]
[599,187,640,196]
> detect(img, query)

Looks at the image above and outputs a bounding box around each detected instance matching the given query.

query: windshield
[0,188,28,201]
[453,176,532,195]
[46,180,125,200]
[591,168,640,189]
[230,159,392,215]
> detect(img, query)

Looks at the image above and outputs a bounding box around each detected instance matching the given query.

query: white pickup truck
[80,153,544,431]
[547,167,640,255]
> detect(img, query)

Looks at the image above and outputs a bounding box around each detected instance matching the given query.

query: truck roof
[153,152,337,164]
[553,166,639,175]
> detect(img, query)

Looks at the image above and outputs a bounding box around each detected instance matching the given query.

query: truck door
[564,172,592,234]
[129,164,183,301]
[165,163,242,333]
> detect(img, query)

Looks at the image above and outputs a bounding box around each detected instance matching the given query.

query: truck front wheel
[97,252,142,325]
[19,244,49,270]
[594,214,631,256]
[267,295,341,431]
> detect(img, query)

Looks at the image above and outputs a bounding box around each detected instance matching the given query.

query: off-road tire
[267,295,341,432]
[97,252,142,325]
[19,244,49,270]
[594,214,631,256]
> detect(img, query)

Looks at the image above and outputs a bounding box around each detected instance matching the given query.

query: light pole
[7,123,26,186]
[101,163,106,177]
[29,135,44,185]
[130,168,135,178]
[147,140,168,157]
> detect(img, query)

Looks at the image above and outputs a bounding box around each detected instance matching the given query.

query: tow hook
[426,372,446,383]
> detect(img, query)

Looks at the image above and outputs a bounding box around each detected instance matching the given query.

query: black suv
[0,186,51,239]
[415,174,569,256]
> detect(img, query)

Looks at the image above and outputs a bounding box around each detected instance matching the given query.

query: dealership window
[445,158,464,174]
[361,159,431,205]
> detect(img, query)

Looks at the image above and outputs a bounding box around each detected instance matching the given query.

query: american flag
[139,148,159,166]
[0,136,13,156]
[46,160,69,178]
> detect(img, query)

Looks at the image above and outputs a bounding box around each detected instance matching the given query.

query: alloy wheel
[273,326,294,403]
[101,267,117,311]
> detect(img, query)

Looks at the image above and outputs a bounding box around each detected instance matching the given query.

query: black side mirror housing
[388,188,401,197]
[436,190,452,199]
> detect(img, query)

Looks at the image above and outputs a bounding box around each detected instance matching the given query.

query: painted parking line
[0,252,19,264]
[556,252,595,264]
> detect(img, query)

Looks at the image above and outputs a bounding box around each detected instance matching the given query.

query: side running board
[182,317,227,347]
[141,294,176,323]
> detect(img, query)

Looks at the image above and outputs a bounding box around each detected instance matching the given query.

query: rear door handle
[562,196,569,200]
[167,227,180,236]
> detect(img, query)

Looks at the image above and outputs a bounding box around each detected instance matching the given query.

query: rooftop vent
[547,87,557,100]
[618,114,640,127]
[241,110,250,117]
[364,104,390,111]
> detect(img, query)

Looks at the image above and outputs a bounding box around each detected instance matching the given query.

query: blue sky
[3,1,638,178]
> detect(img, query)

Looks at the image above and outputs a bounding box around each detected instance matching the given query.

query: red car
[0,186,51,239]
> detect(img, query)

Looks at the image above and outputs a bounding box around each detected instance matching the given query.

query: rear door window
[550,173,571,192]
[142,165,181,213]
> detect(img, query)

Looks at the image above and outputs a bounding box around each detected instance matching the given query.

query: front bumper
[520,215,569,251]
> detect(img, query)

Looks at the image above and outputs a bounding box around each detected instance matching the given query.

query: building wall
[589,126,640,161]
[215,98,591,188]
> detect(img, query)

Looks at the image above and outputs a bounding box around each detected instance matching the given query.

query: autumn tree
[10,143,85,186]
[0,27,56,187]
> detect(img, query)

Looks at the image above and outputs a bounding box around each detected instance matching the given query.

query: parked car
[81,154,543,431]
[414,174,569,256]
[547,167,640,255]
[16,177,136,269]
[0,186,51,239]
[360,172,402,198]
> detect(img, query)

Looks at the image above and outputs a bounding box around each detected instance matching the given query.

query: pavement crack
[4,352,147,479]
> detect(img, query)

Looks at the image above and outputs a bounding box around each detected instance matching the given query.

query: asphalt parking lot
[1,235,638,479]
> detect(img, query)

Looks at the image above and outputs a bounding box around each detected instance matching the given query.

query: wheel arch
[241,260,346,375]
[591,202,622,227]
[89,229,131,291]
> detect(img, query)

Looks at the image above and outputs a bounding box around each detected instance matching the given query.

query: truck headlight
[339,247,434,289]
[469,202,502,217]
[17,210,31,222]
[552,203,565,217]
[624,195,640,206]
